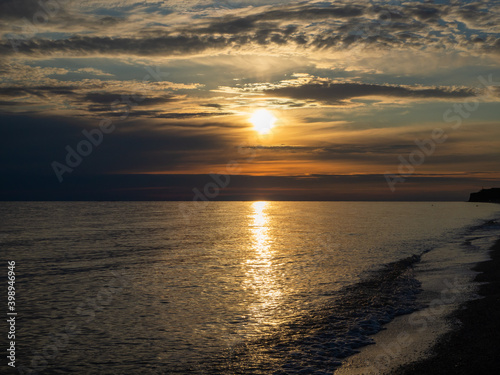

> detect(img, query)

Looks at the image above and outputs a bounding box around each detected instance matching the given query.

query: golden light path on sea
[244,201,282,329]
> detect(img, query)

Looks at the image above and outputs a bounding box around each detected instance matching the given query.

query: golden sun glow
[250,109,276,134]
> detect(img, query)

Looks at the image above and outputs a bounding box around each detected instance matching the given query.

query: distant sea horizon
[0,173,490,202]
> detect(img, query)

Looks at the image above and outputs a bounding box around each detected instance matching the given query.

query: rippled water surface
[1,201,500,374]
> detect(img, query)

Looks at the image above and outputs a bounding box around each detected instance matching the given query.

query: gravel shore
[391,238,500,374]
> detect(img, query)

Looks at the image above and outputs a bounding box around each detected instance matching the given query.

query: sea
[1,201,500,374]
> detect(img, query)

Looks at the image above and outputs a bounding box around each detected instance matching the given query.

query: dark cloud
[0,34,231,56]
[0,85,78,97]
[0,2,418,57]
[0,0,42,20]
[84,92,178,106]
[255,4,364,21]
[200,17,263,34]
[81,94,233,120]
[161,3,367,52]
[89,110,235,121]
[0,100,31,106]
[237,143,438,166]
[201,103,224,109]
[195,4,364,35]
[0,87,32,97]
[0,85,232,119]
[372,7,407,21]
[264,81,476,104]
[408,5,441,20]
[0,0,122,33]
[242,143,414,155]
[0,114,235,176]
[0,0,499,60]
[98,16,121,26]
[1,0,499,58]
[154,112,233,119]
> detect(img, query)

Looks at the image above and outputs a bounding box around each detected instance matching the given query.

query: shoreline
[335,233,488,375]
[391,237,500,374]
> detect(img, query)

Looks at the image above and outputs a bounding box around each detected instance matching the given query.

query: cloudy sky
[1,0,499,200]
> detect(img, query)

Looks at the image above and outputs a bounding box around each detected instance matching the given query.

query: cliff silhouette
[469,188,500,203]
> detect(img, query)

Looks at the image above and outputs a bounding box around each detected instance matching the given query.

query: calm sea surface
[1,202,499,374]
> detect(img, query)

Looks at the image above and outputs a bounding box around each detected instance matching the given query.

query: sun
[250,109,277,134]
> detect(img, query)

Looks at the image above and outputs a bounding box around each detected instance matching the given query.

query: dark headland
[469,188,500,203]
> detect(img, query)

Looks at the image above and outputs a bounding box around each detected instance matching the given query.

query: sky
[0,0,499,200]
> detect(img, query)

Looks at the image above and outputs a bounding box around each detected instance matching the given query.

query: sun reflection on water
[244,201,282,328]
[251,201,271,261]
